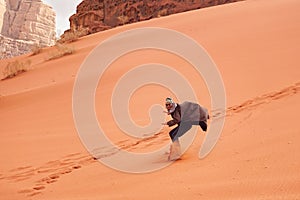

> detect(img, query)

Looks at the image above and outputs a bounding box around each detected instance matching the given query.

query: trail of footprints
[90,131,170,159]
[212,81,300,119]
[0,132,170,197]
[0,153,96,197]
[3,82,299,197]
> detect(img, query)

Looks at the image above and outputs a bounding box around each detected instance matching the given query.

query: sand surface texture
[0,0,299,199]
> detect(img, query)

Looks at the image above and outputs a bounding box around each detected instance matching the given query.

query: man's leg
[169,126,179,142]
[168,122,192,161]
[172,122,192,141]
[168,139,181,161]
[199,121,207,132]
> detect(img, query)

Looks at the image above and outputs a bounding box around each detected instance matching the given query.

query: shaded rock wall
[68,0,242,35]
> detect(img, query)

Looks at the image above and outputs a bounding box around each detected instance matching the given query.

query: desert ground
[0,0,299,199]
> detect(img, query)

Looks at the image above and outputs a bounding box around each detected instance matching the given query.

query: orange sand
[0,0,299,199]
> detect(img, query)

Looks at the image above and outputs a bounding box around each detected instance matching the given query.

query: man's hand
[161,122,168,126]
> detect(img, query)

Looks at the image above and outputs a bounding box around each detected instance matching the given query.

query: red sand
[0,0,299,199]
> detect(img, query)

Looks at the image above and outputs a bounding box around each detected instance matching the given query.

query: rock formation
[67,0,242,35]
[0,0,5,30]
[0,0,56,59]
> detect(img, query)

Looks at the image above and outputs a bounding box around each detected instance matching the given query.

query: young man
[162,97,209,160]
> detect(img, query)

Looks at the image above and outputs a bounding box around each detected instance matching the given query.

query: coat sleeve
[167,107,181,127]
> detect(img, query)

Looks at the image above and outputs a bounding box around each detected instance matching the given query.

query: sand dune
[0,0,299,199]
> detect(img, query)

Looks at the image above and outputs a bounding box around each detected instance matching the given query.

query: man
[162,97,209,160]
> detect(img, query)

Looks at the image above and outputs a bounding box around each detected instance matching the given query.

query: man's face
[165,103,172,110]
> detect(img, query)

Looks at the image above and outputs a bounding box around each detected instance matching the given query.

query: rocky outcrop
[0,0,56,59]
[68,0,242,35]
[0,0,5,30]
[0,35,33,58]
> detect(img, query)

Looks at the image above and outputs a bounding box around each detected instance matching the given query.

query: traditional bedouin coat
[167,101,209,127]
[167,101,209,143]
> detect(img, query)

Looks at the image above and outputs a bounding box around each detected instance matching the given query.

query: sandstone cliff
[0,0,5,30]
[68,0,242,35]
[0,0,56,59]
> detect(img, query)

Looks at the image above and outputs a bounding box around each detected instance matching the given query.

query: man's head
[165,97,174,109]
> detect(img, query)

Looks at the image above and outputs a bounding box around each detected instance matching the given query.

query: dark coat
[167,101,209,127]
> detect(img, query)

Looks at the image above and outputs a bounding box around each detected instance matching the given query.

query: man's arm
[167,109,181,126]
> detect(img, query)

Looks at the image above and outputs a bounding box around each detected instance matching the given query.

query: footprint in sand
[49,174,60,180]
[57,167,72,175]
[33,185,45,190]
[63,152,82,158]
[9,166,32,172]
[6,168,35,182]
[18,187,44,197]
[27,191,42,197]
[18,189,34,194]
[72,165,82,169]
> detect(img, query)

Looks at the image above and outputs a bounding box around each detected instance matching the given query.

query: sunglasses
[165,103,171,106]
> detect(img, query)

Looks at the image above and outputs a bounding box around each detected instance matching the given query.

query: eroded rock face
[68,0,241,34]
[0,35,33,59]
[0,0,5,30]
[0,0,56,59]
